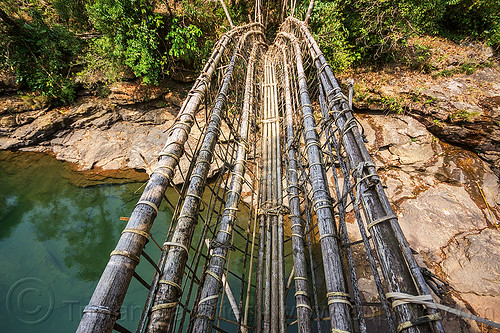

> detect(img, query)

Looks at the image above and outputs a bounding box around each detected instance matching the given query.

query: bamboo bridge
[76,7,450,333]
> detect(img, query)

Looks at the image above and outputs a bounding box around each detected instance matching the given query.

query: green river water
[0,151,173,332]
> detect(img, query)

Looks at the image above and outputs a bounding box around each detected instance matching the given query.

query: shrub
[0,7,82,101]
[83,0,163,84]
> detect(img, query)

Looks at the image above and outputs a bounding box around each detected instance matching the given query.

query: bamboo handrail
[192,41,261,333]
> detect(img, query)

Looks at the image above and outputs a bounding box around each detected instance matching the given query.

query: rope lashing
[163,241,189,254]
[296,303,313,311]
[110,250,140,264]
[158,151,180,163]
[136,200,159,215]
[386,292,500,330]
[397,314,441,333]
[331,330,350,333]
[159,279,182,292]
[151,302,179,312]
[151,168,173,183]
[294,290,309,297]
[326,291,352,307]
[294,276,308,281]
[122,228,149,239]
[83,305,120,318]
[206,270,223,284]
[367,215,397,231]
[198,294,219,306]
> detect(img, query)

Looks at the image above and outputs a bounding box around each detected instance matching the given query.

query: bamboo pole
[203,239,240,321]
[287,16,443,333]
[304,0,314,24]
[262,57,273,333]
[277,31,352,332]
[254,56,268,333]
[192,41,260,333]
[272,61,286,333]
[219,0,234,29]
[280,44,313,333]
[317,75,368,333]
[243,160,260,329]
[269,59,280,333]
[264,60,286,332]
[146,29,263,333]
[76,23,255,333]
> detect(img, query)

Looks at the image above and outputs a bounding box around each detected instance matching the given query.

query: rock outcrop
[0,82,224,185]
[343,39,500,176]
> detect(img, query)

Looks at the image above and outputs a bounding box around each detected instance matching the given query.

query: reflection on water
[0,151,172,332]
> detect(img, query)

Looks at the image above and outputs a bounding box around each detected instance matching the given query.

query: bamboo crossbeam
[277,31,352,332]
[192,41,260,333]
[287,16,444,333]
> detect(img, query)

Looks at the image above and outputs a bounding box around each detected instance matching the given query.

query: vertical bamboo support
[271,61,286,333]
[281,45,313,333]
[304,0,314,24]
[218,0,234,29]
[262,57,272,333]
[260,56,286,333]
[192,41,260,333]
[254,55,268,333]
[288,17,443,333]
[269,58,286,333]
[269,59,280,333]
[146,30,263,333]
[279,31,352,332]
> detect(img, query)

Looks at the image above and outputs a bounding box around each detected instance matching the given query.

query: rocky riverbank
[347,112,500,332]
[0,80,229,185]
[340,37,500,177]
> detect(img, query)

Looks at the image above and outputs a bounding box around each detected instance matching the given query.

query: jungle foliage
[307,0,499,70]
[0,0,498,101]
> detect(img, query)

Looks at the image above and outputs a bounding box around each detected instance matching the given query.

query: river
[0,151,173,332]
